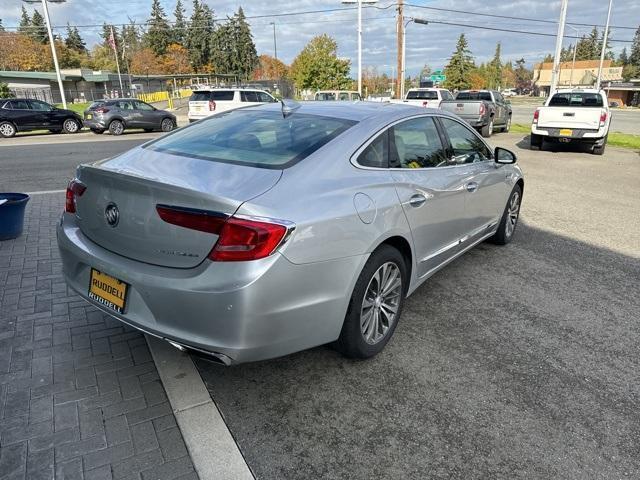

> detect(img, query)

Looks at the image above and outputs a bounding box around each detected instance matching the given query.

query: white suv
[187,88,277,122]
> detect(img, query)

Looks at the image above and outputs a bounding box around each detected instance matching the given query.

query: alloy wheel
[63,119,79,133]
[0,122,16,137]
[110,121,124,135]
[161,119,174,132]
[505,191,520,238]
[360,262,402,345]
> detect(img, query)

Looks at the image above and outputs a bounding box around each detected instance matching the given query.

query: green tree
[514,58,532,92]
[186,0,215,71]
[30,10,48,44]
[486,42,503,89]
[290,34,351,90]
[211,7,258,78]
[172,0,186,46]
[144,0,172,56]
[618,47,628,65]
[18,7,30,35]
[0,82,11,98]
[629,26,640,67]
[443,34,475,91]
[65,24,86,52]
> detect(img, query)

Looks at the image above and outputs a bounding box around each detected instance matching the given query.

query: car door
[133,100,159,128]
[240,91,262,107]
[437,116,508,245]
[28,100,56,128]
[7,99,38,129]
[117,100,138,127]
[388,116,469,278]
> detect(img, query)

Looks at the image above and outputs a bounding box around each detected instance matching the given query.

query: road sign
[430,74,446,82]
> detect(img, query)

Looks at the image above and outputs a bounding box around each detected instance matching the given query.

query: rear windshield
[406,90,438,100]
[190,91,235,101]
[145,110,356,169]
[456,91,492,101]
[548,92,603,107]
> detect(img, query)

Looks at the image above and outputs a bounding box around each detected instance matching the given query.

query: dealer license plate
[559,129,573,136]
[85,114,92,120]
[88,268,128,313]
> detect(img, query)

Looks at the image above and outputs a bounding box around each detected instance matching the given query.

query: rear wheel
[491,185,522,245]
[161,118,174,132]
[501,115,512,133]
[109,119,124,136]
[481,119,493,138]
[593,136,607,155]
[335,245,407,359]
[0,121,17,138]
[62,118,80,134]
[530,133,542,150]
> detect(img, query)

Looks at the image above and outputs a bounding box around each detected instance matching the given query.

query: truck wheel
[530,133,543,150]
[481,119,493,138]
[593,136,607,156]
[501,115,511,133]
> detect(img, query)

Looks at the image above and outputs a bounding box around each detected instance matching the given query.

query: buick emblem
[104,203,119,227]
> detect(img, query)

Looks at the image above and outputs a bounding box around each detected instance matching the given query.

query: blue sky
[0,0,637,75]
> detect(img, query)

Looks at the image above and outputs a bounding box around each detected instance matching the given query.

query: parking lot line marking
[25,189,66,195]
[147,336,255,480]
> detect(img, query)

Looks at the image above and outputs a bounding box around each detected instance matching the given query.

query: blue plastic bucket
[0,193,30,240]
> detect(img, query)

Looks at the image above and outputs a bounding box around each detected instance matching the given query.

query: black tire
[0,121,17,138]
[335,244,407,359]
[491,184,522,245]
[481,118,493,138]
[90,128,104,135]
[501,115,512,133]
[160,118,174,133]
[593,136,607,155]
[109,119,124,136]
[530,133,542,150]
[62,118,81,134]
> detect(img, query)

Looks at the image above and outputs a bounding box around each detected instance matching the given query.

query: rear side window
[406,90,438,100]
[548,92,603,107]
[358,132,388,168]
[456,91,492,101]
[8,100,30,110]
[145,110,356,169]
[315,93,336,101]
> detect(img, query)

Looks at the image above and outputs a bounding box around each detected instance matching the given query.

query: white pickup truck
[392,88,454,109]
[531,89,611,155]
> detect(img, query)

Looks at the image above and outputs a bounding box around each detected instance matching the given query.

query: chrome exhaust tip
[164,338,233,366]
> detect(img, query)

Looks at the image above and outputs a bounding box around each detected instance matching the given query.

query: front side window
[257,92,275,103]
[358,131,388,168]
[30,100,52,111]
[439,117,491,164]
[351,93,361,101]
[390,117,448,169]
[135,101,154,111]
[241,91,259,102]
[339,92,349,101]
[145,110,356,169]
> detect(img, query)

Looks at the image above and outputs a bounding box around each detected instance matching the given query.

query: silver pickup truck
[440,90,512,137]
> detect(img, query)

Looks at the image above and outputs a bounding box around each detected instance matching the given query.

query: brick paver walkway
[0,194,198,480]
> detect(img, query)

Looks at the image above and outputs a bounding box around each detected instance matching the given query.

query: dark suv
[83,99,177,136]
[0,98,83,138]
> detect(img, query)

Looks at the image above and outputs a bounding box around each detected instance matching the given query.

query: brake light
[422,101,428,107]
[479,103,486,116]
[65,179,86,213]
[600,110,607,126]
[156,205,291,261]
[533,108,540,124]
[208,100,216,111]
[94,107,109,114]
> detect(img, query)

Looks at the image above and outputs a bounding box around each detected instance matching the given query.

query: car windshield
[456,91,492,101]
[406,90,438,100]
[548,92,604,107]
[145,110,356,169]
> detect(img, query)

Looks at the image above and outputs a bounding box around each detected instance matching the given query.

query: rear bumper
[83,118,107,129]
[56,213,364,364]
[454,115,486,128]
[187,111,212,122]
[531,125,607,143]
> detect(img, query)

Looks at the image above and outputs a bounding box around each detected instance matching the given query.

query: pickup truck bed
[440,90,511,138]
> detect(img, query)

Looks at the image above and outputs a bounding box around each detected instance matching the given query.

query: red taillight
[422,101,428,107]
[95,107,109,113]
[600,110,607,126]
[533,108,540,124]
[208,100,216,111]
[65,179,86,213]
[156,205,290,262]
[210,217,288,262]
[479,103,486,116]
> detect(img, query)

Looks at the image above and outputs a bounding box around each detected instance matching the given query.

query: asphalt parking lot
[195,134,640,479]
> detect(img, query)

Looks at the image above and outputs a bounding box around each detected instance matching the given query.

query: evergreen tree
[65,24,86,52]
[30,10,48,44]
[213,7,258,78]
[121,20,142,56]
[486,42,502,89]
[186,0,215,71]
[144,0,172,56]
[619,47,628,65]
[18,7,31,35]
[443,34,475,91]
[514,58,532,92]
[172,0,186,46]
[629,26,640,67]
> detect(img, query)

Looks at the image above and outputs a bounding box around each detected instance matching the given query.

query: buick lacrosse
[57,102,524,365]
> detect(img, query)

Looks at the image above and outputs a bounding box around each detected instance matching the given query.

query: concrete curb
[146,336,254,480]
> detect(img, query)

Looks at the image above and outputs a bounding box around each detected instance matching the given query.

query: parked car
[314,90,362,101]
[501,88,517,97]
[530,89,610,155]
[391,88,454,108]
[83,99,176,136]
[187,88,277,122]
[440,90,512,137]
[0,98,82,138]
[57,102,524,365]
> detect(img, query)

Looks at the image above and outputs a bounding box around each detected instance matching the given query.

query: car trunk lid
[537,107,602,130]
[74,147,282,268]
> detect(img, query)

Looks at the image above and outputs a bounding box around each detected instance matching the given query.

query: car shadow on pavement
[195,222,640,480]
[514,135,596,155]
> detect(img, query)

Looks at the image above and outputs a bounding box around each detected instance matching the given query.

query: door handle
[409,194,427,208]
[466,182,479,193]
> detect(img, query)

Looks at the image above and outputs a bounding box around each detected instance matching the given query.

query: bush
[0,82,12,99]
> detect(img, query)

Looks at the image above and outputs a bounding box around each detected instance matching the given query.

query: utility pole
[596,0,613,90]
[550,0,568,94]
[396,0,403,99]
[270,22,278,60]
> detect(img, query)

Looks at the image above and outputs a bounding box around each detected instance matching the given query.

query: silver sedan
[57,102,524,365]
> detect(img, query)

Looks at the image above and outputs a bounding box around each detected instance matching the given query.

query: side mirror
[495,147,516,164]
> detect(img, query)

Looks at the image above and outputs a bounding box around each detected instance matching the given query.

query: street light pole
[596,0,613,90]
[270,22,278,60]
[401,18,428,101]
[550,0,569,94]
[566,25,580,87]
[24,0,67,108]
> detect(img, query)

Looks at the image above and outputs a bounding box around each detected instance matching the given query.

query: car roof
[192,87,267,92]
[242,101,450,122]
